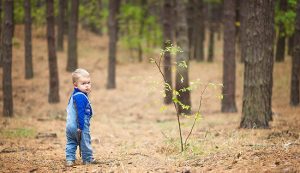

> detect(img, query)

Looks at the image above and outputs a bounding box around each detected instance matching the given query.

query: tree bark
[24,0,33,79]
[207,27,215,62]
[193,0,205,62]
[239,0,247,63]
[2,0,14,116]
[64,0,69,35]
[275,0,288,62]
[107,0,120,89]
[162,0,173,104]
[0,0,2,67]
[175,0,191,115]
[187,0,194,59]
[288,34,294,56]
[290,0,300,106]
[275,24,286,62]
[11,0,14,37]
[207,3,217,62]
[46,0,60,103]
[216,1,223,41]
[240,0,275,128]
[222,0,237,113]
[138,0,147,62]
[56,0,66,51]
[66,0,79,72]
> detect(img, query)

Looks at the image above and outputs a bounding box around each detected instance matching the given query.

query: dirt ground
[0,26,300,173]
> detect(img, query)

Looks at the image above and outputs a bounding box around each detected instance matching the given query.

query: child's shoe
[66,160,75,167]
[83,158,99,165]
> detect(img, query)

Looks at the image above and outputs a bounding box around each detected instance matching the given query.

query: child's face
[74,76,91,94]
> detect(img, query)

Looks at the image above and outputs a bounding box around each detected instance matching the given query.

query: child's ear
[73,82,78,87]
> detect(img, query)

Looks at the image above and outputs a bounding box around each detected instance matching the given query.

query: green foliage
[119,3,162,57]
[0,128,35,138]
[13,1,24,24]
[79,0,107,34]
[32,1,47,26]
[275,0,297,37]
[177,61,188,69]
[13,0,57,26]
[160,43,183,56]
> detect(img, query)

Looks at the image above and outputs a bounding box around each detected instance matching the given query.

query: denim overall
[66,92,93,162]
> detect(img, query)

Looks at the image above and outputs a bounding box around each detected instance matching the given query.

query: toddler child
[65,68,97,166]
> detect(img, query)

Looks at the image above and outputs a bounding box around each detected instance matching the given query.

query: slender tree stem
[154,54,211,152]
[176,109,184,151]
[154,55,184,152]
[184,84,208,148]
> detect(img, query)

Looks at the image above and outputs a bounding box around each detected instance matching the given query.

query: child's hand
[77,129,82,143]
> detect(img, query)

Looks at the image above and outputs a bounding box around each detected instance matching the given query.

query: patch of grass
[0,128,35,138]
[157,137,180,155]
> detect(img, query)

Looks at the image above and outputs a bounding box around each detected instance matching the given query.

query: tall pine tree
[107,0,120,89]
[175,0,191,115]
[24,0,33,79]
[290,0,300,106]
[66,0,79,72]
[162,0,173,104]
[222,0,237,113]
[46,0,60,103]
[2,0,14,116]
[240,0,275,128]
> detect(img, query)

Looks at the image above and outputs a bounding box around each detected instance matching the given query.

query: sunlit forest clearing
[0,24,299,172]
[1,0,300,172]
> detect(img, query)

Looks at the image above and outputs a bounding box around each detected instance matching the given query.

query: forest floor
[0,26,300,173]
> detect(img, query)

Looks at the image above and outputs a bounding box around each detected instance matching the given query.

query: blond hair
[72,68,90,83]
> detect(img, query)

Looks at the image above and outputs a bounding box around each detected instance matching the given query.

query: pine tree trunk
[163,0,173,104]
[187,0,194,59]
[193,0,204,62]
[275,0,287,62]
[216,1,223,41]
[175,0,191,115]
[207,3,217,62]
[240,0,275,128]
[2,0,14,116]
[207,26,215,62]
[0,0,2,37]
[24,0,33,79]
[11,0,14,37]
[64,0,69,35]
[222,0,237,113]
[239,0,247,63]
[56,0,66,51]
[138,0,147,62]
[0,0,2,67]
[275,23,286,62]
[66,0,79,72]
[235,0,241,61]
[290,1,300,106]
[288,34,294,56]
[46,0,60,103]
[107,0,120,89]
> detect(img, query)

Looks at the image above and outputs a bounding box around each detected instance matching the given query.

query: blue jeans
[66,116,93,162]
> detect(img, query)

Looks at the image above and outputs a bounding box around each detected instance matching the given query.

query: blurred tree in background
[1,0,300,126]
[118,0,162,62]
[80,0,105,35]
[275,0,297,62]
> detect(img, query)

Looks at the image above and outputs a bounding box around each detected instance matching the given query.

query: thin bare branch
[184,84,209,148]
